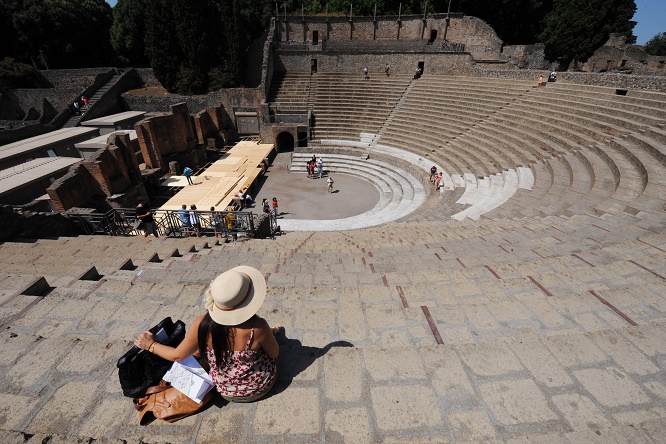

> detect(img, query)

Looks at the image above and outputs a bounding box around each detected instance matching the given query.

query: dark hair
[198,312,231,370]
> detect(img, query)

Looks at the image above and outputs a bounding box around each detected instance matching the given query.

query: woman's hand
[272,325,282,335]
[134,331,155,351]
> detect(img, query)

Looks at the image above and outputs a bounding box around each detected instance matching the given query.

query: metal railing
[65,208,270,238]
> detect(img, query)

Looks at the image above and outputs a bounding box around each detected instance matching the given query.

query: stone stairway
[61,73,122,128]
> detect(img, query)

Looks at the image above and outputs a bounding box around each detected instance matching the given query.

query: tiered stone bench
[2,73,665,443]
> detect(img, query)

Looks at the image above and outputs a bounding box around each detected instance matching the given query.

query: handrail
[64,208,272,238]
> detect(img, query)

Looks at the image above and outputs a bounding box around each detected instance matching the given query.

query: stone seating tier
[2,72,665,442]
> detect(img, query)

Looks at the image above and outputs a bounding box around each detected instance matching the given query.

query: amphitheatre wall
[475,68,666,93]
[277,14,503,62]
[275,50,477,76]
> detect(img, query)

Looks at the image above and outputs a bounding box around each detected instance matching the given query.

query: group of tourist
[178,204,238,241]
[429,165,444,190]
[306,155,324,179]
[261,198,279,216]
[66,95,89,116]
[537,69,558,88]
[235,190,253,209]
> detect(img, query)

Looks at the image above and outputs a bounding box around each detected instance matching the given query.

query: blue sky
[105,0,663,44]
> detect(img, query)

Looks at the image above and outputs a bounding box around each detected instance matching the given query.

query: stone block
[363,346,426,381]
[552,393,612,431]
[370,385,442,431]
[479,379,558,425]
[457,342,525,377]
[324,347,363,402]
[324,408,373,443]
[573,367,651,408]
[0,393,38,430]
[252,387,319,436]
[26,380,100,434]
[448,410,497,441]
[509,337,572,387]
[196,406,247,444]
[364,304,406,329]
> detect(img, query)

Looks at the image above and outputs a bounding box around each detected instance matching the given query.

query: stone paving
[1,207,666,443]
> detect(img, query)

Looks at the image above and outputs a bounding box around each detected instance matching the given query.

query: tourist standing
[317,158,323,179]
[434,172,443,190]
[327,176,334,193]
[364,67,369,80]
[385,63,390,77]
[135,201,159,238]
[189,204,202,237]
[272,197,279,217]
[183,166,194,185]
[429,165,437,183]
[210,207,222,238]
[178,204,191,236]
[537,74,544,88]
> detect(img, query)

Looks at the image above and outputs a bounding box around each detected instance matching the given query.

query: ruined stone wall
[47,164,101,213]
[86,147,131,197]
[122,94,210,114]
[0,206,77,241]
[194,105,233,146]
[582,36,666,75]
[134,102,198,171]
[473,68,666,93]
[502,44,549,70]
[46,135,145,212]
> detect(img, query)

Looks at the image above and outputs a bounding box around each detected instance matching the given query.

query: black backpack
[117,317,186,398]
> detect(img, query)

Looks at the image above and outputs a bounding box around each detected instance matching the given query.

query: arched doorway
[275,131,295,152]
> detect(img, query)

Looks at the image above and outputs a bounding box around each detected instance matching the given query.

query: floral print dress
[206,324,277,399]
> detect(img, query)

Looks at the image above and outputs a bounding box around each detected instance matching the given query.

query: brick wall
[194,105,232,146]
[134,102,198,171]
[47,164,100,213]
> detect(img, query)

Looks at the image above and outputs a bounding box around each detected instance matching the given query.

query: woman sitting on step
[134,266,280,402]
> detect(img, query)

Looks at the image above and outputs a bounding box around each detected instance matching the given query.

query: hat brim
[208,265,266,326]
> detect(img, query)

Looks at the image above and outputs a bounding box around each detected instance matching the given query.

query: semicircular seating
[268,72,666,221]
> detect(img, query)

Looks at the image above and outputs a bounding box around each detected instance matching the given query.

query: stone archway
[275,131,295,152]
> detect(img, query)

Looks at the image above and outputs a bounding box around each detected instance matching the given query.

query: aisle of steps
[61,73,122,128]
[1,210,665,443]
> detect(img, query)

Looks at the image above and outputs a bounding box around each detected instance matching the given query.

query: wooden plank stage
[159,141,274,211]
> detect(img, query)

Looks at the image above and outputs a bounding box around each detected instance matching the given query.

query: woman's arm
[135,315,204,362]
[254,317,280,360]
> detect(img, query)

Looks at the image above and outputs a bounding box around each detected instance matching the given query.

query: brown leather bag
[133,381,215,426]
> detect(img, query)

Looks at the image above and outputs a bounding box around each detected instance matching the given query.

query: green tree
[458,0,553,45]
[644,32,666,56]
[542,0,636,66]
[144,0,182,91]
[10,0,114,69]
[110,0,149,65]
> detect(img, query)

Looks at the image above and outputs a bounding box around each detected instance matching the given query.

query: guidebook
[163,356,215,403]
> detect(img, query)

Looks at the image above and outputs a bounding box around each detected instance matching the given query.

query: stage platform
[159,141,275,211]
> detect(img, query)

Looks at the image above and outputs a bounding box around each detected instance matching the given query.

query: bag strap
[145,380,170,396]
